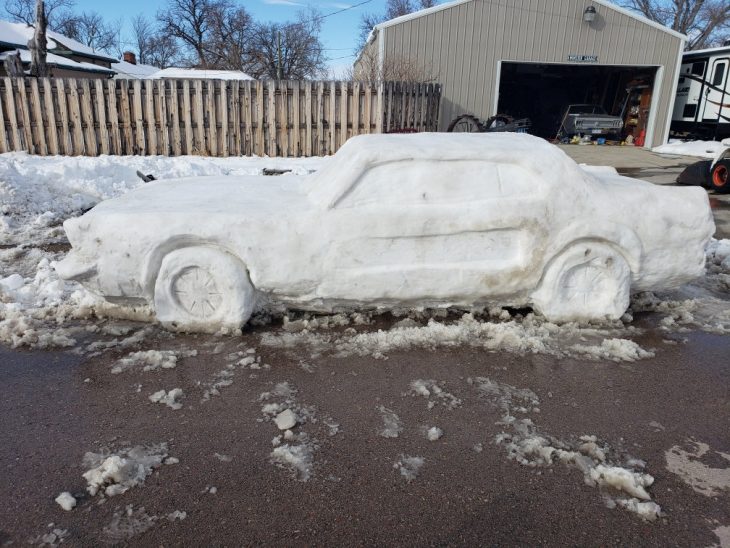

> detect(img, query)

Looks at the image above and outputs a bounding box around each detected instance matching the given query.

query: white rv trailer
[671,45,730,140]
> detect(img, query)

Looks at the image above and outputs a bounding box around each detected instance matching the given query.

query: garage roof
[373,0,686,41]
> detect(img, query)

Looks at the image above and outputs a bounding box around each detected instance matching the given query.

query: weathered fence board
[0,78,441,157]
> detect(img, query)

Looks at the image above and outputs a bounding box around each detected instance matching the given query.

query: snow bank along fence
[0,78,441,157]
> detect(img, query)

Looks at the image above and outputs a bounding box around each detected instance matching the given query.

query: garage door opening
[496,63,657,142]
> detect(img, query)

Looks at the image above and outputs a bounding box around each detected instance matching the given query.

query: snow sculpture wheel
[154,247,255,331]
[531,243,631,322]
[711,160,730,194]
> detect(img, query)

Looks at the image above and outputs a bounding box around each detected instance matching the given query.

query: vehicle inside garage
[497,62,657,142]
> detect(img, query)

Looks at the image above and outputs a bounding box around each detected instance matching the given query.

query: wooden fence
[0,78,441,157]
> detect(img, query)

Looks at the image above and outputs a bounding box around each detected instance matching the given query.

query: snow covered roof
[112,59,159,79]
[0,20,117,63]
[146,67,254,80]
[372,0,685,41]
[0,48,115,75]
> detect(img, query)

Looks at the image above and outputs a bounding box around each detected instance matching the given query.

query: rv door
[702,58,729,123]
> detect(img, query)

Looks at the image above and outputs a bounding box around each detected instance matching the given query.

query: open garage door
[497,63,657,142]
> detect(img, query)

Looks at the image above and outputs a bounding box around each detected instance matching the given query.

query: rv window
[683,104,697,118]
[712,64,726,86]
[691,62,705,76]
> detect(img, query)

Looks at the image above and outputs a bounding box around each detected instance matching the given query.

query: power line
[310,0,376,24]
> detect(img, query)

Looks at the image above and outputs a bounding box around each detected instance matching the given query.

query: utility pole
[29,0,49,77]
[276,30,283,80]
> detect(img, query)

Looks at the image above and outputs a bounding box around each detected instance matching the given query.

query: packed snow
[377,406,403,438]
[470,377,662,521]
[54,492,76,511]
[0,152,321,245]
[408,379,462,409]
[665,440,730,497]
[426,426,444,441]
[82,444,169,497]
[149,388,185,410]
[28,526,69,547]
[652,140,725,159]
[102,505,157,543]
[0,149,726,353]
[112,350,192,374]
[51,133,713,330]
[260,382,323,481]
[394,455,425,482]
[262,311,655,362]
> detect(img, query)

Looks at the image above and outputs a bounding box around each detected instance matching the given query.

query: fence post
[0,80,7,153]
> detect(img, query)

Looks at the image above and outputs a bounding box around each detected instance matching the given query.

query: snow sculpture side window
[336,160,532,208]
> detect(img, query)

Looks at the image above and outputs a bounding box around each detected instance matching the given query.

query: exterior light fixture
[583,6,597,22]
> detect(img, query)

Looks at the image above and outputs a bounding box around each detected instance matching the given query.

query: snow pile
[54,492,76,511]
[627,239,730,335]
[270,443,316,482]
[652,140,725,159]
[200,347,267,401]
[29,526,69,547]
[665,439,730,497]
[408,379,462,409]
[394,455,425,482]
[0,151,323,244]
[102,505,157,543]
[262,312,651,363]
[261,382,321,481]
[377,406,403,438]
[167,510,187,521]
[149,388,184,410]
[281,312,370,333]
[426,427,443,441]
[82,444,169,497]
[470,377,662,521]
[112,349,193,374]
[0,248,154,349]
[571,338,655,362]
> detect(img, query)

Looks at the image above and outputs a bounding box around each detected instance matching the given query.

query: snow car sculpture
[55,133,715,332]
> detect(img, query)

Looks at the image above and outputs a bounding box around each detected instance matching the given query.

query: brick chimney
[123,51,137,65]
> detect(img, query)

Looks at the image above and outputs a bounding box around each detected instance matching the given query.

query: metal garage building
[355,0,685,148]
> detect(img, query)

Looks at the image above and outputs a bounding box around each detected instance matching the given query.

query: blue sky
[70,0,389,74]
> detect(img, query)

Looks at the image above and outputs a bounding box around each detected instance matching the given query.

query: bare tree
[28,0,48,76]
[56,11,120,53]
[156,0,216,67]
[621,0,729,49]
[248,9,327,79]
[130,13,181,68]
[145,33,180,68]
[358,0,435,47]
[130,13,155,65]
[206,4,254,70]
[350,46,436,83]
[3,0,73,27]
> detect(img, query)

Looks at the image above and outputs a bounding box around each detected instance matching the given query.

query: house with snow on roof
[112,52,158,79]
[145,67,255,81]
[0,19,116,78]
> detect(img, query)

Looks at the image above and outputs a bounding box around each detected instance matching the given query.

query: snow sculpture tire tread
[531,242,631,323]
